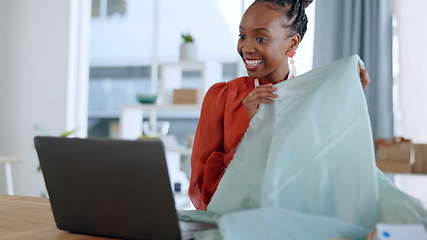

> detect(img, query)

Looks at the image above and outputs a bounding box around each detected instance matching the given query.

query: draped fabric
[313,0,394,141]
[195,55,427,240]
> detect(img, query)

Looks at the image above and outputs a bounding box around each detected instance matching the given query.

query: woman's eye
[238,34,245,40]
[256,37,267,43]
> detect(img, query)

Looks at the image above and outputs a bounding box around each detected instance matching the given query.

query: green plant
[181,33,194,43]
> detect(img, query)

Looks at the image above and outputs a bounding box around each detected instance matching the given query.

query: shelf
[89,104,201,119]
[160,61,222,105]
[119,60,221,140]
[119,104,201,140]
[123,103,201,111]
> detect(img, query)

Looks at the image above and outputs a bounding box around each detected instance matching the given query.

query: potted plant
[180,33,198,61]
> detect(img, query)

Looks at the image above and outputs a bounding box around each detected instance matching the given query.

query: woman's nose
[242,42,255,54]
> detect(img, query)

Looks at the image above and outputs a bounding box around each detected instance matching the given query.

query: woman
[189,0,370,210]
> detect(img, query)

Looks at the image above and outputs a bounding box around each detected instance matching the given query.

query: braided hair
[253,0,313,40]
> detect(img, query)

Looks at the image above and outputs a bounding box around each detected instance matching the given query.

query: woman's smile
[244,57,264,70]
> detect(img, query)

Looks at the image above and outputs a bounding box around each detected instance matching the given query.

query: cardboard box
[376,140,413,173]
[376,161,412,173]
[375,140,427,174]
[413,144,427,174]
[173,89,199,104]
[376,141,411,162]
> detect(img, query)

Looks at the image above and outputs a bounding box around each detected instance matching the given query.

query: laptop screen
[35,136,181,240]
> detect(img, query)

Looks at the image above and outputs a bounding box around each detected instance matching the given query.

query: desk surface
[0,194,115,239]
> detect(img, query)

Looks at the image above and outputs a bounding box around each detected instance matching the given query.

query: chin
[247,71,263,80]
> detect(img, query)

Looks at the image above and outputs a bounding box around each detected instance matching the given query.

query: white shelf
[119,104,201,140]
[122,103,201,111]
[160,60,222,105]
[119,60,222,140]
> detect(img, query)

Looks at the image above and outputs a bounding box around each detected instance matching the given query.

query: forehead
[240,3,287,32]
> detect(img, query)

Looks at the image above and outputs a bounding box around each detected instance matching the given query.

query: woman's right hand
[242,84,278,120]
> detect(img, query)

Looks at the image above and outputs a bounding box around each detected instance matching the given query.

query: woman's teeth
[246,59,263,66]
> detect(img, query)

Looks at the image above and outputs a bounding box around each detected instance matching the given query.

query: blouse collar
[255,70,294,86]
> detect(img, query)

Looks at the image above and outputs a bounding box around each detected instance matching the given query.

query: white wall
[0,1,4,108]
[0,0,89,196]
[0,0,6,194]
[89,0,314,75]
[394,0,427,143]
[90,0,244,67]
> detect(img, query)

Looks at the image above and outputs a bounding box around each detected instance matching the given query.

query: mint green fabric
[178,210,219,224]
[200,55,427,240]
[376,170,427,225]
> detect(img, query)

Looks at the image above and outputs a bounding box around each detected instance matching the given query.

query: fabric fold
[201,55,426,239]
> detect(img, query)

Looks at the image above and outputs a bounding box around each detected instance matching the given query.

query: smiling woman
[189,0,370,211]
[189,0,315,210]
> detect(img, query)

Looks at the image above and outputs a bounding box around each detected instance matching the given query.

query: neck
[259,70,293,84]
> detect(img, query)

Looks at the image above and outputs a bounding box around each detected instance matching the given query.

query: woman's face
[237,3,296,82]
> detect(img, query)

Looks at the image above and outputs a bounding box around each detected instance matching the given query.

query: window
[91,0,127,18]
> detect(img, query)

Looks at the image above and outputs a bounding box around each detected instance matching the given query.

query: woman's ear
[288,34,301,51]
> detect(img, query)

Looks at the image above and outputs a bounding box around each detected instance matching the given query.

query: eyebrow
[239,26,271,33]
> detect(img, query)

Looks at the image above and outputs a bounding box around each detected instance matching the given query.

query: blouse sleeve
[189,82,235,210]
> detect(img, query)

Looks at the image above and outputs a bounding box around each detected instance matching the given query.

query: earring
[287,50,296,78]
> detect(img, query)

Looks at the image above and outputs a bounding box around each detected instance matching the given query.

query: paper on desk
[376,223,427,240]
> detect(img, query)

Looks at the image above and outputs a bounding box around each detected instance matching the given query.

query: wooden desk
[0,195,115,239]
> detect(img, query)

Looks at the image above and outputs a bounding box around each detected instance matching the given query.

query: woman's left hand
[358,65,370,90]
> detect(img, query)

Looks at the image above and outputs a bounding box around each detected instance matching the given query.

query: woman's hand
[358,65,370,90]
[242,84,278,120]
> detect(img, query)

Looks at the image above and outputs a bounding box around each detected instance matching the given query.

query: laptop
[34,136,216,240]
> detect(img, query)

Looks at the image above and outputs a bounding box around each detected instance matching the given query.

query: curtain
[312,0,394,141]
[394,0,427,143]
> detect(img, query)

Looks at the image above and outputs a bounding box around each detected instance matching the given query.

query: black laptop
[34,136,216,240]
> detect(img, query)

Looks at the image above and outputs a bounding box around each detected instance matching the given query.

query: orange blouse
[189,76,258,210]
